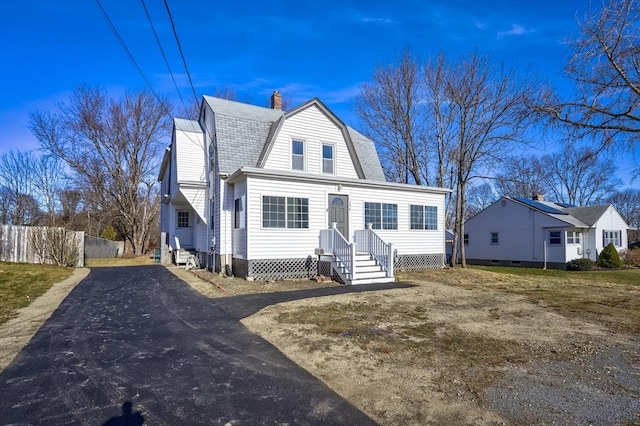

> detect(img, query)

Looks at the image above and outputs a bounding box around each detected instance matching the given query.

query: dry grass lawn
[240,267,640,425]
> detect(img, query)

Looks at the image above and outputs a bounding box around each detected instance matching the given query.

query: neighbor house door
[328,194,349,239]
[174,209,193,248]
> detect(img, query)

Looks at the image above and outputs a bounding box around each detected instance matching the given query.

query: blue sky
[0,0,636,186]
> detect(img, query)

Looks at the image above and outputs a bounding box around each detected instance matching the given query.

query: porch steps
[334,252,394,285]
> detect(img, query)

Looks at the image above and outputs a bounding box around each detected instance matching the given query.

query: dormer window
[322,143,334,174]
[292,139,305,171]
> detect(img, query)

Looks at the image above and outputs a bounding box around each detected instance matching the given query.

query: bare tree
[357,51,535,267]
[356,51,426,184]
[542,143,621,206]
[495,155,551,198]
[536,0,639,172]
[466,183,498,219]
[29,86,170,255]
[606,188,640,241]
[0,151,42,225]
[443,53,535,267]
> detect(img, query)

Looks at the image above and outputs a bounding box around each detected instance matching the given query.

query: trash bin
[153,248,161,263]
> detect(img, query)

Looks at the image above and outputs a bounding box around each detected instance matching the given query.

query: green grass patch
[84,256,155,267]
[471,265,640,286]
[0,262,73,325]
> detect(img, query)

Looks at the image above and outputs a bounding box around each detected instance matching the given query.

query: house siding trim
[227,167,451,195]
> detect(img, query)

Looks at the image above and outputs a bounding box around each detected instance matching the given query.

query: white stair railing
[354,224,394,277]
[319,223,355,280]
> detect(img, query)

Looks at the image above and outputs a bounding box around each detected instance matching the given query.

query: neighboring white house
[158,92,450,284]
[463,195,630,269]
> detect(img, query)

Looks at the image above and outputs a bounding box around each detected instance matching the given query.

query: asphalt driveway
[0,265,410,425]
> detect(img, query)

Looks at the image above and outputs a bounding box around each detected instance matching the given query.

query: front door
[328,194,349,239]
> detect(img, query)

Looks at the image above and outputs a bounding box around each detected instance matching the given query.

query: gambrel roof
[202,95,386,181]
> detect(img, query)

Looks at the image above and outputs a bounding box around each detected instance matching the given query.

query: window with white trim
[567,231,581,244]
[364,202,397,230]
[291,140,305,171]
[603,230,621,247]
[234,196,245,229]
[322,143,334,174]
[410,205,438,230]
[262,196,308,229]
[549,230,561,245]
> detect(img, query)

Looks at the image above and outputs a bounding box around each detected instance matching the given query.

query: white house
[158,92,450,284]
[463,195,630,269]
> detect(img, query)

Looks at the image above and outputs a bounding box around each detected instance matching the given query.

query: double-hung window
[364,202,397,230]
[292,140,305,171]
[490,232,499,245]
[409,205,438,230]
[549,231,561,245]
[603,230,621,247]
[262,196,308,229]
[322,143,334,174]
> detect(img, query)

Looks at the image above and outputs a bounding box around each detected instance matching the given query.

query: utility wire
[94,0,165,108]
[163,0,199,106]
[140,0,190,118]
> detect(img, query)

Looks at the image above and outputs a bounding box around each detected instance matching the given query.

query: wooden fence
[0,225,85,267]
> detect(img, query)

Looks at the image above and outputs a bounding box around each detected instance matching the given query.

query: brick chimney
[270,90,282,110]
[532,193,544,201]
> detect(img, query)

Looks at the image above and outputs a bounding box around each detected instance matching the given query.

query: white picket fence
[0,225,85,267]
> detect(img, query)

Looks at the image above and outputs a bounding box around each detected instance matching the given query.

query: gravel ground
[485,340,640,425]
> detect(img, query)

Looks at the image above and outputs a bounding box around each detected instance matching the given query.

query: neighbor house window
[364,202,397,230]
[567,231,581,244]
[292,140,305,171]
[549,231,561,245]
[322,143,334,174]
[410,205,438,230]
[491,232,499,245]
[234,196,245,229]
[262,196,308,229]
[177,211,189,228]
[464,233,469,245]
[603,230,621,247]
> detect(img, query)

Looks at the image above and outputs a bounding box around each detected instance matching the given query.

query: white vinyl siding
[262,105,359,178]
[464,198,573,264]
[175,128,205,183]
[241,175,446,260]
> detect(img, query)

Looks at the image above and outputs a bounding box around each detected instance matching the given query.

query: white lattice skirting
[232,254,444,281]
[396,253,445,270]
[233,257,333,281]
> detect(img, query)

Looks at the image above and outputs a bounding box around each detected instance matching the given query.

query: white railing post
[331,222,337,254]
[387,243,394,277]
[350,242,357,280]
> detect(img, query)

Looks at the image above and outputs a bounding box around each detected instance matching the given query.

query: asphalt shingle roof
[203,95,386,181]
[564,205,610,226]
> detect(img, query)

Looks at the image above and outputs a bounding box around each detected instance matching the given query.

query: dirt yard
[3,264,638,424]
[237,268,640,425]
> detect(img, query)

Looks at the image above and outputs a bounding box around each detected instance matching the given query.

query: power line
[140,0,190,118]
[94,0,164,107]
[163,0,199,106]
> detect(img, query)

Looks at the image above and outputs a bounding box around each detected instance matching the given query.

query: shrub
[566,258,595,271]
[100,225,118,241]
[597,243,623,268]
[620,247,640,267]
